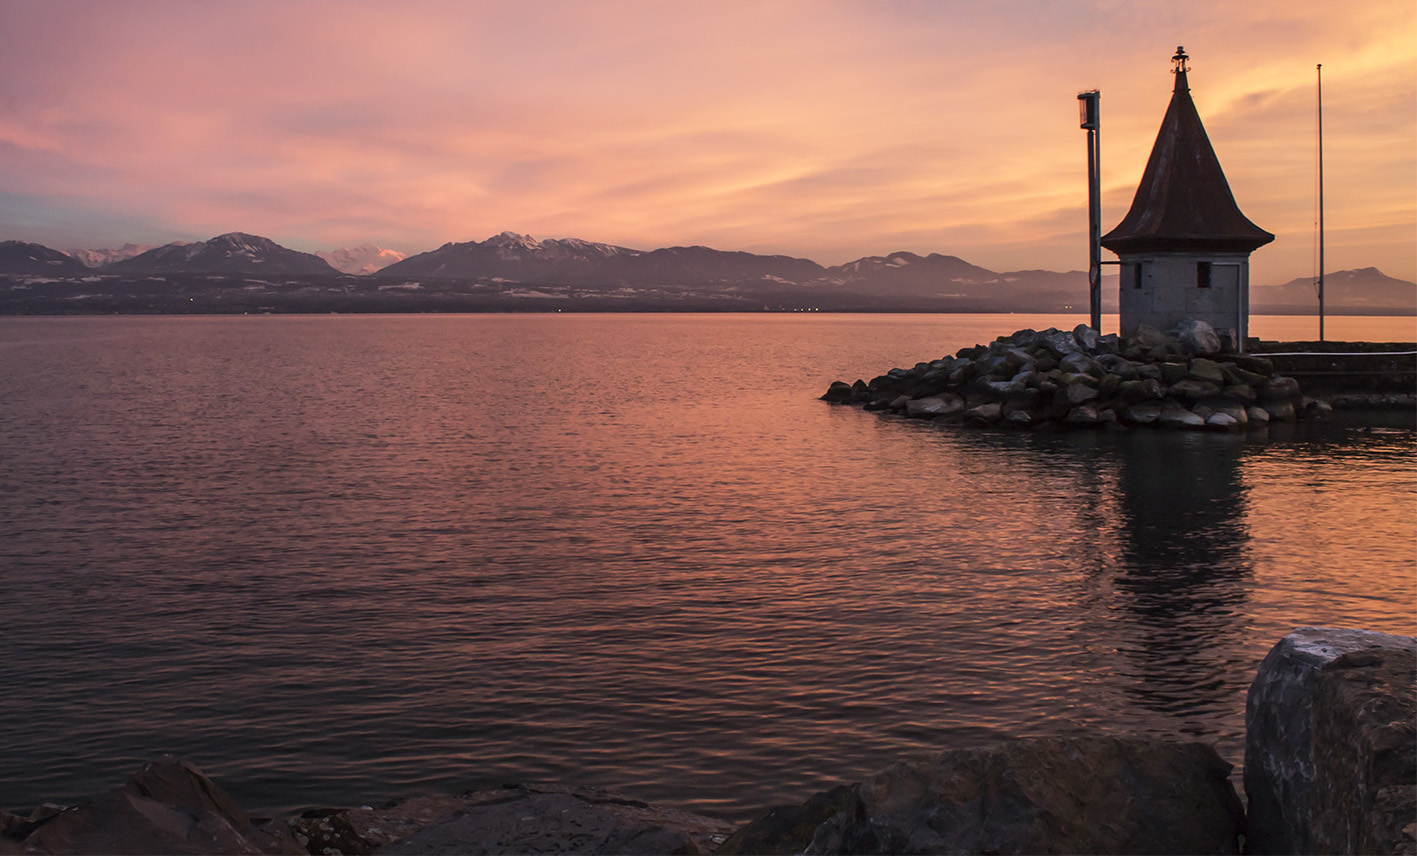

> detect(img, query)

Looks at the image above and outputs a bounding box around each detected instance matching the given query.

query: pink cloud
[0,0,1410,282]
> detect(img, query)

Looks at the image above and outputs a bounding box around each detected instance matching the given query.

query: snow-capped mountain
[316,243,407,276]
[0,241,93,275]
[382,231,633,281]
[107,232,337,276]
[381,231,823,286]
[65,243,156,268]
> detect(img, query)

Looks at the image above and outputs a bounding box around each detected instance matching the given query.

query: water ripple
[0,314,1412,819]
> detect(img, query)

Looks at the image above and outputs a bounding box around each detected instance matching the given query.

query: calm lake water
[1,312,1413,820]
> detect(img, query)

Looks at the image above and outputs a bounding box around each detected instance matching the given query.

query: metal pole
[1088,124,1101,332]
[1317,63,1325,342]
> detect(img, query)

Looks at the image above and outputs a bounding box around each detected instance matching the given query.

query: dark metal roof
[1101,67,1275,255]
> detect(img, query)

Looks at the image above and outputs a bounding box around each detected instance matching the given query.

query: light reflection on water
[0,313,1412,820]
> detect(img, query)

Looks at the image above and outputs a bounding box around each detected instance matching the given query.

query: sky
[0,0,1413,284]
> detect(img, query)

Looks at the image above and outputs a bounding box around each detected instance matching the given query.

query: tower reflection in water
[1105,431,1253,727]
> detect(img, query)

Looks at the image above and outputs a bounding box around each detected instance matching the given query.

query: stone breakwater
[821,319,1332,430]
[3,628,1412,855]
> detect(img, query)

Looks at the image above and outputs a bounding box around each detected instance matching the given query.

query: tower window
[1197,262,1212,288]
[1124,262,1142,289]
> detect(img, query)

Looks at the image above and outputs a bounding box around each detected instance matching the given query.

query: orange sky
[1,0,1412,284]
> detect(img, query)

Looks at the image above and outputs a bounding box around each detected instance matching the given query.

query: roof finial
[1172,46,1190,75]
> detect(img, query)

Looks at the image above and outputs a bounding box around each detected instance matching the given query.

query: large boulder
[1037,329,1082,358]
[17,757,301,855]
[1064,380,1100,405]
[1059,352,1103,378]
[1158,405,1205,429]
[1172,318,1223,356]
[1124,324,1171,358]
[821,381,855,403]
[1245,627,1417,855]
[904,394,964,418]
[1205,411,1240,430]
[1187,358,1227,385]
[1072,323,1102,353]
[726,737,1243,855]
[1121,401,1163,425]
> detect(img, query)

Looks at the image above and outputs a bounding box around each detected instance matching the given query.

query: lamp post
[1078,90,1101,332]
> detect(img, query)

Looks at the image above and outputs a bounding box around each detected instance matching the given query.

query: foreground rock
[1,770,733,856]
[1245,627,1417,855]
[4,757,302,855]
[822,319,1330,431]
[719,736,1244,855]
[368,784,734,855]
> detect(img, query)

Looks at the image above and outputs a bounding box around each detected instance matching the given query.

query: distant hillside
[823,251,996,296]
[815,253,1099,312]
[1251,267,1416,315]
[107,232,336,276]
[621,244,826,287]
[0,241,91,276]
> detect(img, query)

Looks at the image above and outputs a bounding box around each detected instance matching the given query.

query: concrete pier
[1250,341,1416,410]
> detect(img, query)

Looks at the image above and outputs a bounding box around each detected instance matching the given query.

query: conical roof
[1101,55,1274,255]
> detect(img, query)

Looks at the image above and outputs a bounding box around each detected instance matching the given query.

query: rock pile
[822,319,1332,430]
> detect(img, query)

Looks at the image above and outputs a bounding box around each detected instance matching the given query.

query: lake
[0,312,1412,820]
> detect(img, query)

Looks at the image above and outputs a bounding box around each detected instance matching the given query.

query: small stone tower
[1102,47,1274,346]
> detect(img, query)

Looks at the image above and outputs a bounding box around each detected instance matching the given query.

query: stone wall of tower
[1116,250,1251,343]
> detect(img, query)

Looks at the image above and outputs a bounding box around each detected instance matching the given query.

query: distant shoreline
[0,304,1413,318]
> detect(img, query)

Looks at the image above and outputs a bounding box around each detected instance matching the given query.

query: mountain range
[0,231,1411,315]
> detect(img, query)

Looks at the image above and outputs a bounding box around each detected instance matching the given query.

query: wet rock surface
[822,320,1340,430]
[1245,627,1417,855]
[724,736,1243,855]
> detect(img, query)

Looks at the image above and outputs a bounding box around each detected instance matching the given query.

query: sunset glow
[1,0,1412,283]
